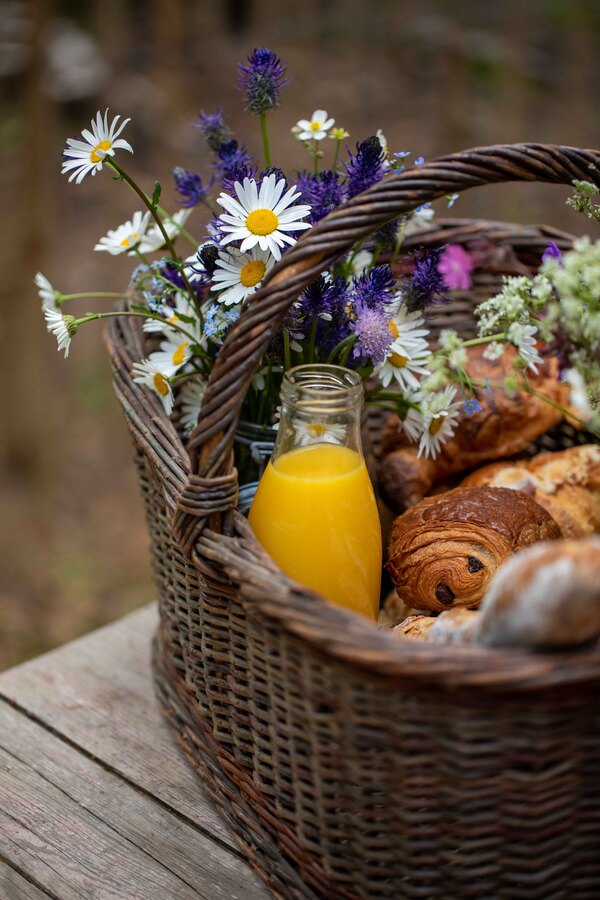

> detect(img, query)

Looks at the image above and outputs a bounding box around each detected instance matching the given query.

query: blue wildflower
[415,156,425,166]
[195,109,231,152]
[224,308,239,324]
[213,139,254,183]
[172,167,213,208]
[237,47,288,116]
[129,263,149,286]
[351,301,392,365]
[296,170,344,223]
[343,136,386,198]
[204,320,218,337]
[406,249,447,312]
[447,193,459,208]
[142,290,161,313]
[542,241,563,264]
[351,264,396,310]
[462,398,482,416]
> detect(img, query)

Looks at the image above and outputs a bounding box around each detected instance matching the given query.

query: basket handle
[174,143,600,549]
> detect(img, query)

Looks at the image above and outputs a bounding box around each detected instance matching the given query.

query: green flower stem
[460,332,507,348]
[326,334,355,364]
[157,207,198,248]
[308,317,318,363]
[313,141,319,175]
[105,158,177,258]
[260,113,271,168]
[59,291,128,306]
[104,157,200,319]
[283,329,292,370]
[332,139,341,172]
[133,247,152,266]
[74,309,207,355]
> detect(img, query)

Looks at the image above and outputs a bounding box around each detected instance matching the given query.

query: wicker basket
[105,144,600,899]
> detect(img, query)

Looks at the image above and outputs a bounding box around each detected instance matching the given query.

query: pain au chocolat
[386,485,561,612]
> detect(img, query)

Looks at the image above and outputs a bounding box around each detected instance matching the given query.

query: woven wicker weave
[105,145,600,898]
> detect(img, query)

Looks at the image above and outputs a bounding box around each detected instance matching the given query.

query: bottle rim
[280,364,363,414]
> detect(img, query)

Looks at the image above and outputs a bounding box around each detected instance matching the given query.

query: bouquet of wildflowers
[36,48,600,464]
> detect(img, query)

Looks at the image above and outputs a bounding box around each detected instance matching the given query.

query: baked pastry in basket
[461,444,600,538]
[386,485,562,611]
[378,346,570,514]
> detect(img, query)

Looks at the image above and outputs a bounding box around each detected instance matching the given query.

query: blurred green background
[1,0,599,670]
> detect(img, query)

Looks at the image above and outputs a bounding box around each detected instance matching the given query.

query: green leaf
[151,181,162,209]
[131,304,149,314]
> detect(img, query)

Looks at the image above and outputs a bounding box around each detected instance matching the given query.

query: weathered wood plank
[0,606,235,850]
[0,700,267,899]
[0,864,52,899]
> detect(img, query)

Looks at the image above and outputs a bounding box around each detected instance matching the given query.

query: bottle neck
[272,365,364,461]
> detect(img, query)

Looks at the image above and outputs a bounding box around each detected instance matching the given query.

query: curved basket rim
[105,214,600,695]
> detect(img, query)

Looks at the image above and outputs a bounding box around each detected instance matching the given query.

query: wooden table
[0,605,270,899]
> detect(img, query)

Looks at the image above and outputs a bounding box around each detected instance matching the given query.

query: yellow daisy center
[429,415,445,436]
[168,315,180,324]
[153,373,170,397]
[390,352,409,369]
[120,232,139,248]
[172,342,190,366]
[90,139,112,163]
[240,259,266,288]
[388,321,399,339]
[246,208,279,236]
[310,120,322,132]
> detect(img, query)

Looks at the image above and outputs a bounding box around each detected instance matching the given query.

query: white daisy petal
[61,108,133,184]
[132,359,174,415]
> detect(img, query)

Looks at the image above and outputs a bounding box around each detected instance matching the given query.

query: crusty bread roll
[393,614,436,640]
[378,346,570,514]
[387,486,562,611]
[476,538,600,649]
[462,444,600,538]
[393,608,477,643]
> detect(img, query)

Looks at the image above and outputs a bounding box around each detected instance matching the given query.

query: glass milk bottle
[248,365,382,620]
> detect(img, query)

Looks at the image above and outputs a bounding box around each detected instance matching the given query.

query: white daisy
[376,128,391,169]
[349,249,373,277]
[217,175,311,261]
[507,322,543,373]
[35,272,59,311]
[44,308,74,357]
[183,250,206,284]
[180,378,206,430]
[374,307,432,391]
[211,246,275,306]
[404,204,435,236]
[295,110,335,142]
[148,337,192,377]
[417,387,462,459]
[295,421,347,447]
[61,109,133,184]
[138,210,192,254]
[131,360,174,415]
[94,211,150,255]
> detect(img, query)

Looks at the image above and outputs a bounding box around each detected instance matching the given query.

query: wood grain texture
[0,606,234,849]
[0,865,52,899]
[0,607,269,899]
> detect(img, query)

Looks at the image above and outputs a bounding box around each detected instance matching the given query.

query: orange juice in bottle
[249,365,381,620]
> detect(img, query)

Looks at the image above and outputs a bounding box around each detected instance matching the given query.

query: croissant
[378,346,570,514]
[476,538,600,649]
[461,444,600,538]
[386,485,562,611]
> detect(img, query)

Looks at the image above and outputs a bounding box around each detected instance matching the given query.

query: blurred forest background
[1,0,600,670]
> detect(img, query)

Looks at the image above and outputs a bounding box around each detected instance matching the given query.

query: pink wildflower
[437,244,474,291]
